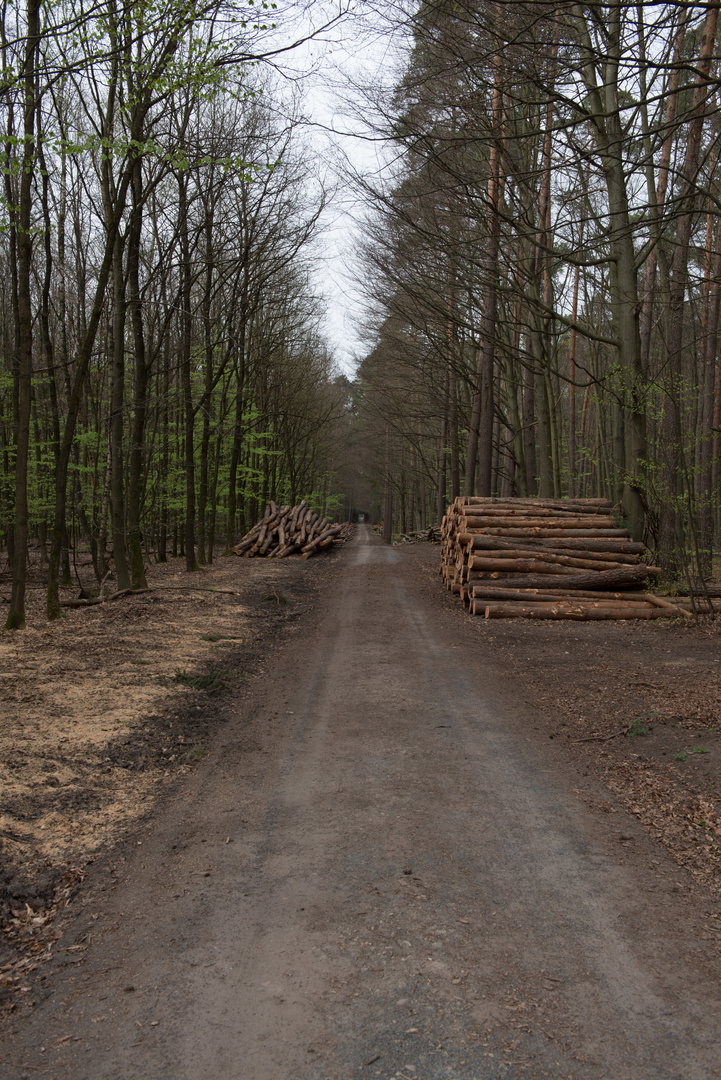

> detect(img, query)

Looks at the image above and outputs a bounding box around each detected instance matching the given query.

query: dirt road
[3,526,721,1079]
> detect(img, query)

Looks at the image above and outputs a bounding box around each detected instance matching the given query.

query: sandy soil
[1,530,721,1079]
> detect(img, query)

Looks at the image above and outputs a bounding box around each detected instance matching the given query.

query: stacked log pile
[440,497,689,620]
[232,501,348,559]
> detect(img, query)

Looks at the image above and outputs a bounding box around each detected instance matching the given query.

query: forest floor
[0,547,339,988]
[1,530,721,1078]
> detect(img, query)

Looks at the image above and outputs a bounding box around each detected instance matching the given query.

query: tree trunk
[575,3,647,540]
[197,213,214,564]
[437,380,449,523]
[465,2,503,496]
[127,155,148,590]
[109,236,131,590]
[178,171,199,571]
[383,425,393,543]
[5,0,39,629]
[226,306,247,552]
[659,2,719,576]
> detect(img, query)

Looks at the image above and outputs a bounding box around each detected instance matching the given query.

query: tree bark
[659,2,719,577]
[5,0,39,629]
[178,169,199,572]
[127,155,148,590]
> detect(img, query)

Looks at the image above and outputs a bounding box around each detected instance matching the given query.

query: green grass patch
[674,746,711,762]
[183,745,209,763]
[173,668,230,693]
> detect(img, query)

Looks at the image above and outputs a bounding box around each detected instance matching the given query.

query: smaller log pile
[440,497,690,620]
[233,501,347,559]
[396,526,443,544]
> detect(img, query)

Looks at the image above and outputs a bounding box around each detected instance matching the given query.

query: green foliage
[674,747,711,762]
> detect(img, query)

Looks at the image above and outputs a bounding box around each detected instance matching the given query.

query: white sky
[271,2,407,376]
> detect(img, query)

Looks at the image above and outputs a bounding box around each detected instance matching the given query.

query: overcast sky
[272,2,407,377]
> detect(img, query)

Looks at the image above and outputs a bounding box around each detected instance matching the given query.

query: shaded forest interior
[3,0,721,629]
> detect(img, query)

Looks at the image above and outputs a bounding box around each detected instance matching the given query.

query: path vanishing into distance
[4,527,721,1080]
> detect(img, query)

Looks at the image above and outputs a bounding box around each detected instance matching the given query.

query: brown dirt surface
[1,529,721,1080]
[0,548,337,991]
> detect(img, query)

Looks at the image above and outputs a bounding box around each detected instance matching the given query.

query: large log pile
[232,501,351,559]
[440,497,691,620]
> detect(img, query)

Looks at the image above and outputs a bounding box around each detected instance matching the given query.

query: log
[459,515,617,530]
[276,543,300,558]
[482,598,657,610]
[302,524,342,552]
[470,587,656,602]
[466,549,634,572]
[61,584,243,608]
[459,497,613,509]
[458,534,642,558]
[517,546,637,567]
[644,593,694,620]
[468,566,659,590]
[232,536,257,556]
[471,601,666,620]
[289,500,305,532]
[249,526,267,554]
[536,537,644,554]
[467,570,523,581]
[259,528,276,555]
[468,556,581,575]
[458,506,613,519]
[462,527,631,538]
[677,597,721,612]
[547,548,639,566]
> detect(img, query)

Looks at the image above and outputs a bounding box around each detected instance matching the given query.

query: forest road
[4,525,721,1080]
